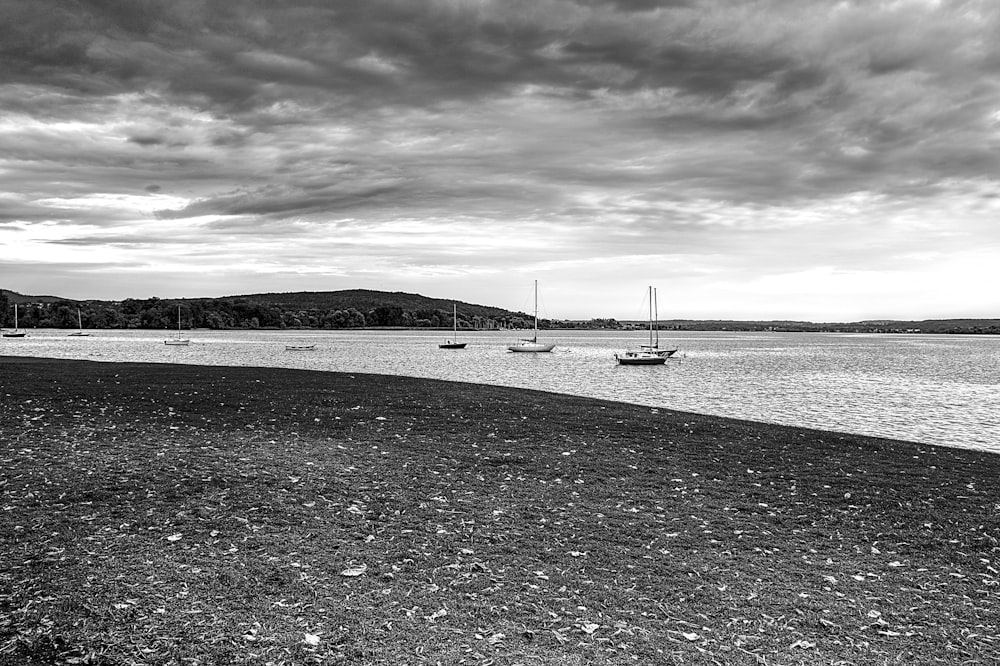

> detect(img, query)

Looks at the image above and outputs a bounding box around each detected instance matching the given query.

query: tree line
[0,295,571,331]
[9,290,991,333]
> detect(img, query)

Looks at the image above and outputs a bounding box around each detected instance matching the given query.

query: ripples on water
[3,329,998,453]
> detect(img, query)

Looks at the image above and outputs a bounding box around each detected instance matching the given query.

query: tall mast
[654,287,660,347]
[533,280,538,342]
[648,286,654,346]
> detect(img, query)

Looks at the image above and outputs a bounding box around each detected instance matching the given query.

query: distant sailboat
[439,303,467,349]
[2,303,27,338]
[643,287,677,358]
[68,308,90,336]
[508,280,555,353]
[616,286,666,365]
[164,305,190,346]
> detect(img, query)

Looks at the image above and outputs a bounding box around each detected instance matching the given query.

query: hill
[0,288,533,331]
[227,290,521,320]
[0,289,65,304]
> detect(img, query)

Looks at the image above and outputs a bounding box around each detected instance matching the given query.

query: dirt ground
[2,356,998,665]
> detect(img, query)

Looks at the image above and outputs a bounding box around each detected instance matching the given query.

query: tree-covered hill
[228,290,516,320]
[0,288,535,331]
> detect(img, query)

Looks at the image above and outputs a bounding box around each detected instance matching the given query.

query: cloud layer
[2,0,999,319]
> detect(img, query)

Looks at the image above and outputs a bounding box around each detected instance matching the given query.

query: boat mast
[654,287,660,348]
[648,286,654,347]
[453,303,458,337]
[533,280,539,343]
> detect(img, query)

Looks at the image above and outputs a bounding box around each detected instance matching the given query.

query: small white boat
[439,303,467,349]
[509,338,555,353]
[68,308,90,336]
[165,305,190,345]
[285,344,316,351]
[2,303,27,338]
[508,280,555,353]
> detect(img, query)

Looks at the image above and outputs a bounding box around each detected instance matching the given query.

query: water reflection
[3,329,998,452]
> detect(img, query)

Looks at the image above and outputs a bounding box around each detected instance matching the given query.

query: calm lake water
[3,329,998,453]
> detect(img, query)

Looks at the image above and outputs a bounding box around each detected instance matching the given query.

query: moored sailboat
[508,280,555,353]
[439,303,467,349]
[615,286,667,365]
[641,287,677,358]
[2,303,27,338]
[68,308,90,336]
[164,305,190,346]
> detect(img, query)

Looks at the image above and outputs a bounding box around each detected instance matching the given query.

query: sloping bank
[1,356,997,665]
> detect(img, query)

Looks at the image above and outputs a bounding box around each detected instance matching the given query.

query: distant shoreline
[5,324,1000,335]
[3,287,998,334]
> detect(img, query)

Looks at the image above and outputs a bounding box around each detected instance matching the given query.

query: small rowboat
[285,344,316,351]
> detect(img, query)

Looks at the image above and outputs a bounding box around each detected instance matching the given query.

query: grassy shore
[1,356,998,665]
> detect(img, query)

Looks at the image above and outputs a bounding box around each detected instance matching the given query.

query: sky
[1,0,999,321]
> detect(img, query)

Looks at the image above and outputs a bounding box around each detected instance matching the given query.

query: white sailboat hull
[508,340,555,352]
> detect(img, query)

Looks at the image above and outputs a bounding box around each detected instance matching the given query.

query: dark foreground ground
[1,356,997,665]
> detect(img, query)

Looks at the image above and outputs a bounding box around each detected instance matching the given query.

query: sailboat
[616,287,665,365]
[68,308,90,336]
[508,280,555,352]
[643,287,678,358]
[439,303,467,349]
[2,303,27,338]
[164,305,190,346]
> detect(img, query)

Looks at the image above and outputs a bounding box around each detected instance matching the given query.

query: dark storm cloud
[0,0,799,110]
[5,0,998,209]
[574,0,693,11]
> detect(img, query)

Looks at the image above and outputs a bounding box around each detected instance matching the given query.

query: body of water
[3,328,998,453]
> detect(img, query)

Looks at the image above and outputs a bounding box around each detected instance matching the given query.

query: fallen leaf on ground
[341,564,367,577]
